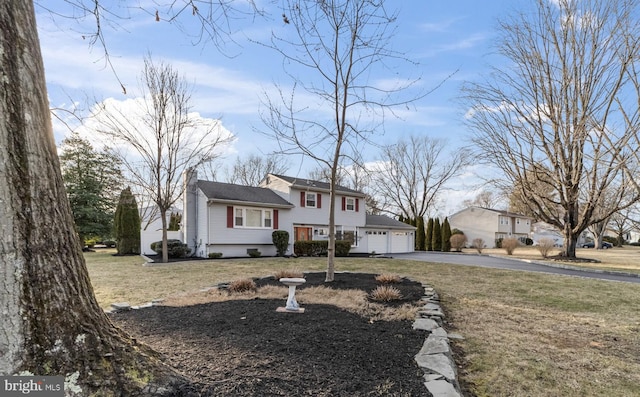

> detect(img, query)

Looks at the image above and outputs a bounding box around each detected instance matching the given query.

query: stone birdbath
[278,277,306,313]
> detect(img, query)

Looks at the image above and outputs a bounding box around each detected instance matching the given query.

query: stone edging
[412,284,463,397]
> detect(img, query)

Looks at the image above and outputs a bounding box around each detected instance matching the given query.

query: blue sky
[35,0,518,214]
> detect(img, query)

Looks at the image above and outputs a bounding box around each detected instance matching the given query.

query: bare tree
[371,135,470,220]
[463,0,640,257]
[259,0,421,281]
[225,153,289,186]
[94,57,234,262]
[0,1,190,393]
[462,189,503,210]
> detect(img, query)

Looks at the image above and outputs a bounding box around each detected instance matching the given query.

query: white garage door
[391,231,411,253]
[366,230,388,254]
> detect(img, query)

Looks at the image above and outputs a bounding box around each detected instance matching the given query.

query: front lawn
[85,250,640,397]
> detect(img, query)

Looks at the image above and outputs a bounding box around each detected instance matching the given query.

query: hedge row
[293,240,351,257]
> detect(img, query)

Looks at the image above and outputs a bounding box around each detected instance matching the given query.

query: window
[234,207,273,229]
[235,209,243,227]
[336,226,358,247]
[345,197,355,211]
[264,211,272,228]
[306,192,316,208]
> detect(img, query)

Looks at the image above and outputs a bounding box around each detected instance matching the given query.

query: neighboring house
[182,171,415,257]
[449,207,532,247]
[140,206,183,255]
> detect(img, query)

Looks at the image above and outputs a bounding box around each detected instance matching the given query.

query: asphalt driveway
[392,251,640,284]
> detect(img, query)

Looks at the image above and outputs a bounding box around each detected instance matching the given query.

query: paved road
[392,252,640,284]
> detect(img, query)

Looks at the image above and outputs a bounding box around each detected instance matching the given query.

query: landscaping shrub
[375,273,401,284]
[114,187,141,255]
[228,279,257,293]
[369,285,402,302]
[502,237,519,255]
[441,217,452,252]
[450,234,467,252]
[208,252,223,259]
[495,237,503,248]
[472,238,485,254]
[451,228,464,235]
[150,239,191,258]
[248,250,262,258]
[536,238,555,258]
[432,218,442,251]
[294,240,351,257]
[272,230,290,256]
[425,218,434,252]
[524,237,534,246]
[103,240,116,248]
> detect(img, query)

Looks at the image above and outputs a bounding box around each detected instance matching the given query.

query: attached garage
[391,231,412,253]
[366,230,388,254]
[357,215,416,254]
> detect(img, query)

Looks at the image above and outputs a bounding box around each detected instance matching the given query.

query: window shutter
[273,209,279,229]
[317,193,322,209]
[356,198,360,212]
[300,191,306,207]
[342,197,346,211]
[227,206,233,228]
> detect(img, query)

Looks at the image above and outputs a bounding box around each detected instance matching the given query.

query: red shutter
[273,209,279,229]
[300,191,306,207]
[356,198,360,212]
[227,206,233,228]
[317,193,322,209]
[342,197,346,211]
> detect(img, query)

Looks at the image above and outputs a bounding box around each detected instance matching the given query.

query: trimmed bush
[272,230,290,256]
[293,240,351,257]
[441,217,452,252]
[208,252,223,259]
[114,187,141,255]
[502,237,519,255]
[472,238,485,254]
[495,237,503,248]
[150,239,191,258]
[450,234,467,252]
[248,250,262,258]
[536,238,555,258]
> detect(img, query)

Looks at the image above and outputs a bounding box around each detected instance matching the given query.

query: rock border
[412,285,463,397]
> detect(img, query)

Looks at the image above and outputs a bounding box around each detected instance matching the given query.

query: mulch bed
[109,272,430,396]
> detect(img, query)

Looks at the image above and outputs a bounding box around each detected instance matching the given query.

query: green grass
[85,249,640,397]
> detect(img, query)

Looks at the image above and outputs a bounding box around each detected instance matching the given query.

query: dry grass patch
[273,269,305,279]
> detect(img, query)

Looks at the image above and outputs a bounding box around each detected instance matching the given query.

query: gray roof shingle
[269,174,364,196]
[197,180,294,207]
[365,214,416,230]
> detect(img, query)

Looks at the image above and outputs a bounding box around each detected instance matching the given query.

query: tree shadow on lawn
[110,272,430,396]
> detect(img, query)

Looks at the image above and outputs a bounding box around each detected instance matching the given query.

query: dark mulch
[110,272,430,396]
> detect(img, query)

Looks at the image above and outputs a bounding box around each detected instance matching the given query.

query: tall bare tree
[371,135,470,220]
[260,0,421,281]
[94,56,234,262]
[225,153,289,186]
[463,0,640,257]
[0,2,196,393]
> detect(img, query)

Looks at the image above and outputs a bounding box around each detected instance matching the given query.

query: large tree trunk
[0,2,183,394]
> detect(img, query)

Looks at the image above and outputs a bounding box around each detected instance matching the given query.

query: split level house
[449,206,533,248]
[182,171,415,257]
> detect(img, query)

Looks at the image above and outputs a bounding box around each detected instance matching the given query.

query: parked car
[581,241,613,249]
